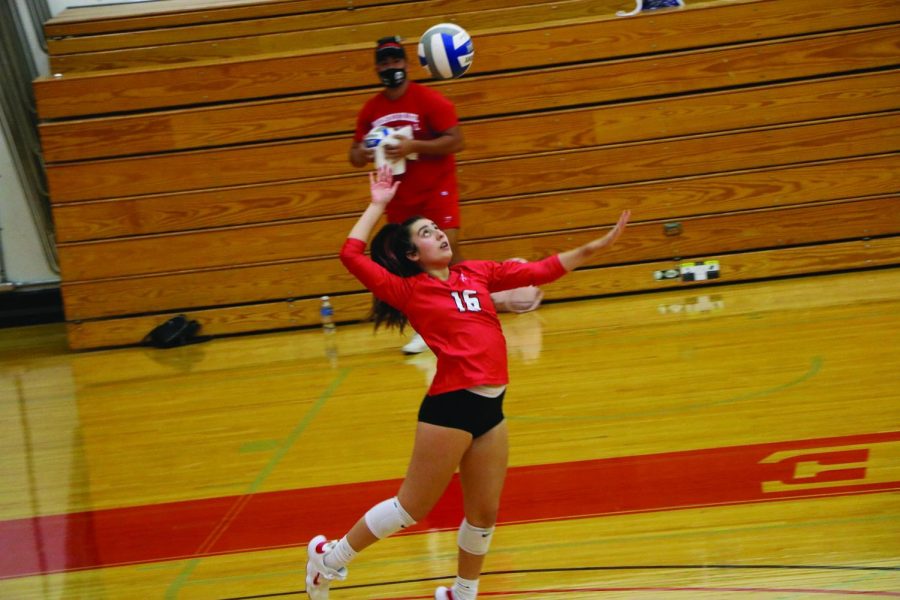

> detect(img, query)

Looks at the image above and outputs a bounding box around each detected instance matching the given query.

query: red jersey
[341,238,567,395]
[354,83,459,222]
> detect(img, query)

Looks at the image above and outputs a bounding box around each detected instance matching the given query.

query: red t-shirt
[340,238,567,395]
[354,82,459,218]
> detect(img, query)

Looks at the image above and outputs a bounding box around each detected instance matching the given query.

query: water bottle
[320,296,336,333]
[320,296,338,367]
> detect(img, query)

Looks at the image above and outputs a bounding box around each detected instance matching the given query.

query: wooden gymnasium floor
[2,268,899,599]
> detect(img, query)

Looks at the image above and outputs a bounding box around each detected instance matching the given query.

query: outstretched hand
[557,209,632,272]
[585,209,631,253]
[369,165,400,206]
[348,166,402,242]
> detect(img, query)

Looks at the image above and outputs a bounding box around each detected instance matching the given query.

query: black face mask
[379,67,407,88]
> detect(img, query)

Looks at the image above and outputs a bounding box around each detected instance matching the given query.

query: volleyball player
[305,166,630,599]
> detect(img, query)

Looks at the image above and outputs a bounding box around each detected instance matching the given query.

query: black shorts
[418,389,505,438]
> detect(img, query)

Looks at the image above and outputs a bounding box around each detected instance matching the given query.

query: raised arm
[558,210,631,272]
[347,166,400,242]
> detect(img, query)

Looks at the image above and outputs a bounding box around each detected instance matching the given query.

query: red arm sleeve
[487,255,567,292]
[339,238,413,309]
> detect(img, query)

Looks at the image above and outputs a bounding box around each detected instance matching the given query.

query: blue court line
[165,368,349,599]
[509,356,822,422]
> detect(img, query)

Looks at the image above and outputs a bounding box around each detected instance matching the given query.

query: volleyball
[363,126,392,149]
[417,23,474,79]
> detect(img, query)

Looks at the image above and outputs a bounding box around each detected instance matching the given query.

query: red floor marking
[2,431,898,580]
[388,587,900,598]
[477,588,900,597]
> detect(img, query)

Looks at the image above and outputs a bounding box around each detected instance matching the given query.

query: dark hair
[369,215,424,331]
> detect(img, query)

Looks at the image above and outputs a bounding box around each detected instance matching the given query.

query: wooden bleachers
[40,26,899,162]
[35,0,900,349]
[37,0,898,117]
[42,0,406,36]
[45,0,609,73]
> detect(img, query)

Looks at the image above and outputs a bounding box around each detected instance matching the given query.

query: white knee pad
[364,497,416,539]
[457,518,494,556]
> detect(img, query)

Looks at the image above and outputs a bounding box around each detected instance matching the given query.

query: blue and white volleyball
[363,126,392,149]
[417,23,474,79]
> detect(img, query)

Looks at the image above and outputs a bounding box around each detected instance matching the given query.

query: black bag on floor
[142,315,207,348]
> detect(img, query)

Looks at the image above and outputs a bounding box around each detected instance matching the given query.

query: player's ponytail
[369,216,423,330]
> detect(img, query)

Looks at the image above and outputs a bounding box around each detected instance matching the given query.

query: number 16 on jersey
[451,290,482,312]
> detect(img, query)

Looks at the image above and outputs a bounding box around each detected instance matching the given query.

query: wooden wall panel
[47,0,554,55]
[46,111,900,204]
[61,257,361,321]
[48,0,619,73]
[52,150,900,243]
[59,200,899,321]
[52,178,363,243]
[56,154,900,320]
[34,0,899,119]
[460,158,900,239]
[59,196,898,318]
[457,198,900,266]
[65,293,372,350]
[44,0,404,36]
[63,236,900,349]
[39,28,900,162]
[539,236,900,301]
[39,27,900,162]
[53,114,900,285]
[455,113,898,200]
[35,0,900,349]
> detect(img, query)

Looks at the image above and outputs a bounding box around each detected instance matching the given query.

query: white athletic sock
[452,576,479,600]
[323,536,357,571]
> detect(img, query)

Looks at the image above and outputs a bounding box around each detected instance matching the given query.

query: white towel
[372,125,417,175]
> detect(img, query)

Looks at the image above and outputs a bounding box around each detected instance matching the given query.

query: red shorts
[386,179,460,229]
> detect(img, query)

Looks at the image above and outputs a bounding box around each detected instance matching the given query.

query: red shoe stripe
[315,541,328,554]
[313,572,320,585]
